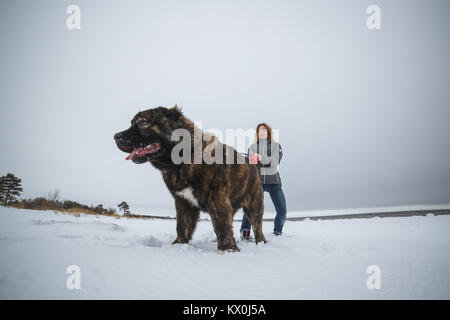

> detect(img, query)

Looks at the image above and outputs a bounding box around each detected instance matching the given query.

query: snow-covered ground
[0,206,449,299]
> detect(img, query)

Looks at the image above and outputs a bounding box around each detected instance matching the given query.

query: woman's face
[258,126,268,139]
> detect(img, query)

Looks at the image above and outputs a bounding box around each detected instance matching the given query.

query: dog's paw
[218,247,240,254]
[172,237,189,245]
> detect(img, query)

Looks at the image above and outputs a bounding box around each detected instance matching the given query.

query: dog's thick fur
[114,105,266,251]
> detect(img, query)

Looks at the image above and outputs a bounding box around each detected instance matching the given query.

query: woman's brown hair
[254,123,274,143]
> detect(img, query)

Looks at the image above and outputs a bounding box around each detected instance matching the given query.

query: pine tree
[94,204,106,214]
[117,201,130,215]
[0,173,24,206]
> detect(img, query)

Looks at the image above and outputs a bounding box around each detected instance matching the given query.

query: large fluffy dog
[114,105,266,252]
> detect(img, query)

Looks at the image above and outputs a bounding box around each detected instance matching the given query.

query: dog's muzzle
[114,132,134,153]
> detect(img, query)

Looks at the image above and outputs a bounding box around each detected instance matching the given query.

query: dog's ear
[164,104,183,121]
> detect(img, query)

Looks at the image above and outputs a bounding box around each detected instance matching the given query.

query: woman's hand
[249,152,261,165]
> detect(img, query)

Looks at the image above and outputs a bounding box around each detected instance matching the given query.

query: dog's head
[114,105,185,166]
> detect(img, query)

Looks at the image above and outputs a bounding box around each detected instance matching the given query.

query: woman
[241,123,287,240]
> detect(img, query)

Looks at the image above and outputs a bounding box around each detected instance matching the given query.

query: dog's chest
[175,187,199,208]
[162,170,201,208]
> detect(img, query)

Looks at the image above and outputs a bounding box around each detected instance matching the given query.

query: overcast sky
[1,0,449,214]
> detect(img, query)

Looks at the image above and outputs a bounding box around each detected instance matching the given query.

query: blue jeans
[240,184,287,233]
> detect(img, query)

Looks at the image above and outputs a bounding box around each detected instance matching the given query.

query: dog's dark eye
[136,119,148,127]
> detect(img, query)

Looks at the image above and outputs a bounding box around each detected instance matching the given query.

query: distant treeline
[1,173,134,218]
[9,197,118,216]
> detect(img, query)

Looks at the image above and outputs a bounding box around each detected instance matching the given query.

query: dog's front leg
[172,198,200,244]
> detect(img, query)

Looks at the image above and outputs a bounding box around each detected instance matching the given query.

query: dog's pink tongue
[125,148,142,160]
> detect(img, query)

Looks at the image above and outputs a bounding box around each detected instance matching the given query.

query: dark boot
[240,229,252,241]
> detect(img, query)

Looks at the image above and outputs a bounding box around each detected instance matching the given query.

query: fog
[1,0,449,214]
